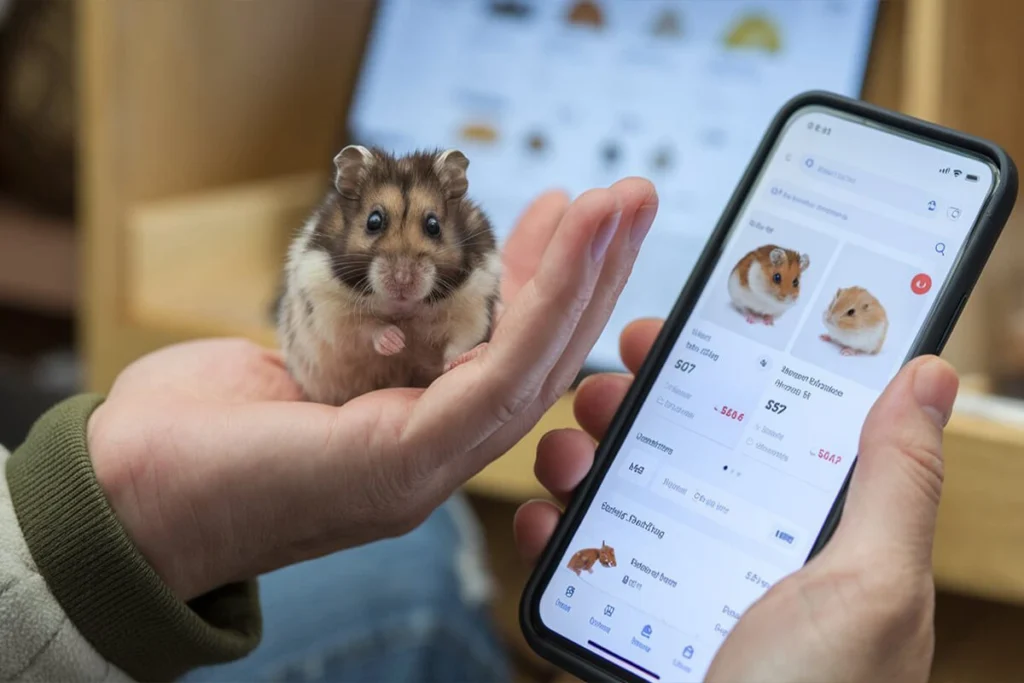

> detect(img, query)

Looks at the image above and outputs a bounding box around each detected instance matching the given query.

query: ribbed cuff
[6,394,262,681]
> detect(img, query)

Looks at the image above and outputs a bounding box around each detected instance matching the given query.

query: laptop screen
[348,0,880,372]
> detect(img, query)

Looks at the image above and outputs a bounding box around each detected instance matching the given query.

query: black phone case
[519,89,1019,683]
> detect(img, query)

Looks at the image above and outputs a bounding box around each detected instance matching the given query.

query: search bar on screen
[799,155,936,219]
[765,182,945,261]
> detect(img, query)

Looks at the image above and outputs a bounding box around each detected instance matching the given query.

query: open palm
[88,179,658,602]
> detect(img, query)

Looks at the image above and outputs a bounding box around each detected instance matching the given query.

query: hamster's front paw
[444,342,488,373]
[819,334,832,342]
[744,313,757,324]
[763,315,774,326]
[840,347,859,357]
[372,325,406,356]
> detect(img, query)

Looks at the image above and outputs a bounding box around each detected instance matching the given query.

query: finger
[620,318,663,375]
[569,320,662,441]
[501,189,571,299]
[535,428,596,504]
[827,355,959,571]
[407,188,620,454]
[514,500,562,565]
[538,177,658,405]
[573,373,632,441]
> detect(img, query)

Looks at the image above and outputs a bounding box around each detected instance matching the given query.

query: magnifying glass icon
[935,242,946,255]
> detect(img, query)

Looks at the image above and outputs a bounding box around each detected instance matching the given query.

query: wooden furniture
[78,1,1024,679]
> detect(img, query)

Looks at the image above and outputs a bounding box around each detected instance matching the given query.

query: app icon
[565,586,575,598]
[948,207,961,220]
[604,604,615,617]
[683,645,695,659]
[935,242,946,256]
[641,624,653,638]
[911,274,932,295]
[927,200,937,211]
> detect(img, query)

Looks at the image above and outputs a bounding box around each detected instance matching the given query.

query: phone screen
[535,104,998,681]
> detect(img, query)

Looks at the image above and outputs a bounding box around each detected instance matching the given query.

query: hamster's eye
[366,210,385,234]
[772,273,781,284]
[424,214,441,238]
[792,278,799,287]
[846,308,856,316]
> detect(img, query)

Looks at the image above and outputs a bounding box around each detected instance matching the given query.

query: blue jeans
[182,494,512,682]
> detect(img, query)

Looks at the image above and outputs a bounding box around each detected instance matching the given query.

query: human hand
[515,319,958,683]
[88,178,658,602]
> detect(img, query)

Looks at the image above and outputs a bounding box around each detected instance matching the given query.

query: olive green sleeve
[5,394,262,682]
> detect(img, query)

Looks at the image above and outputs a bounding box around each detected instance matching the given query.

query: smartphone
[520,90,1017,683]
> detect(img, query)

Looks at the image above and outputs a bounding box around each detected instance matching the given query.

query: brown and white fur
[566,541,618,576]
[727,244,810,326]
[820,286,889,356]
[277,145,501,406]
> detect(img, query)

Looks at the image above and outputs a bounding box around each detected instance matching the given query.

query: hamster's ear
[435,149,470,200]
[769,248,786,266]
[799,253,810,271]
[334,145,373,201]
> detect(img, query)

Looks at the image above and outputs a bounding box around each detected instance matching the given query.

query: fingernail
[631,203,657,249]
[913,358,958,428]
[591,211,621,262]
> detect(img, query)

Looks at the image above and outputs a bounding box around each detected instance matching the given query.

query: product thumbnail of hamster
[820,286,889,356]
[275,146,502,406]
[567,541,618,577]
[728,244,811,326]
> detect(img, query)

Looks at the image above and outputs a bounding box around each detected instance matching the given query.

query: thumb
[826,355,959,570]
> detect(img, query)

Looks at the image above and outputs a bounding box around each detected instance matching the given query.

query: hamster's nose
[394,268,413,287]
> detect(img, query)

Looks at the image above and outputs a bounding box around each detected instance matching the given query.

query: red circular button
[911,273,932,295]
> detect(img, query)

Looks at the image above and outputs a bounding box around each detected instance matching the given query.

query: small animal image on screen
[789,243,934,391]
[698,212,839,351]
[566,541,617,576]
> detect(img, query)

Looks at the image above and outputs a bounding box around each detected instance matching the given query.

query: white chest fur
[825,319,887,354]
[728,263,794,317]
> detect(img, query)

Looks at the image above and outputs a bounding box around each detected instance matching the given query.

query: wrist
[7,393,263,679]
[88,400,222,601]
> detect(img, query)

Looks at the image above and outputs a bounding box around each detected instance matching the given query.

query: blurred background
[2,1,1024,680]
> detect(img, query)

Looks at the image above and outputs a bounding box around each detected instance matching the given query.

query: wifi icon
[953,169,963,178]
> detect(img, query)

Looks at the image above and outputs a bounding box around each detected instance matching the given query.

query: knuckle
[560,285,593,323]
[898,439,945,504]
[493,385,537,426]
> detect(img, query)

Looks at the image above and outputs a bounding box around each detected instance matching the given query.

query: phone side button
[937,295,969,351]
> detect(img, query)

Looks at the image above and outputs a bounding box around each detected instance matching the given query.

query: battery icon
[966,173,979,182]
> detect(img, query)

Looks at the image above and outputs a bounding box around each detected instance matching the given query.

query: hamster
[820,286,889,356]
[276,145,502,406]
[566,541,617,576]
[727,244,810,325]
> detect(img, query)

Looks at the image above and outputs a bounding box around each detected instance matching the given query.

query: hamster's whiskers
[329,265,372,279]
[437,227,489,253]
[326,254,373,268]
[430,275,460,300]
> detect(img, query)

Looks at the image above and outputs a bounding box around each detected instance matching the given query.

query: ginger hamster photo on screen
[698,212,839,352]
[789,243,933,391]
